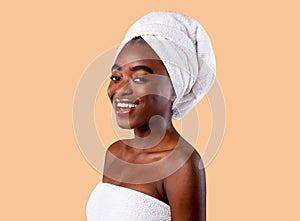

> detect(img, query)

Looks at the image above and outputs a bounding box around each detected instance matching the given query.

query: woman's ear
[170,87,176,103]
[170,95,176,103]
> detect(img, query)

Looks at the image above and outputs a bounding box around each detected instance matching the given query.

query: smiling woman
[108,38,174,130]
[86,11,216,221]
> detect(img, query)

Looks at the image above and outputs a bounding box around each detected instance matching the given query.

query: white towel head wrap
[116,11,216,120]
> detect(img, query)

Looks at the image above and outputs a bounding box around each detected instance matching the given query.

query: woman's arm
[164,150,206,221]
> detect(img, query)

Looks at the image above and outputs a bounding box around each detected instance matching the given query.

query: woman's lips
[114,99,140,115]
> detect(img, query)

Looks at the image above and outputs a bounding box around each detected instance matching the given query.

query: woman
[86,11,216,221]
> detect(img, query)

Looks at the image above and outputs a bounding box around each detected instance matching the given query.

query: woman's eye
[110,75,121,82]
[133,77,149,83]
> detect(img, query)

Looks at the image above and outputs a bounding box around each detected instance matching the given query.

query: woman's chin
[116,118,133,129]
[117,124,133,129]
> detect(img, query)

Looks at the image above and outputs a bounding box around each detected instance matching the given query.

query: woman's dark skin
[103,41,206,221]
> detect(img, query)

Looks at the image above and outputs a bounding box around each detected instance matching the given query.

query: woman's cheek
[135,82,159,97]
[107,85,114,101]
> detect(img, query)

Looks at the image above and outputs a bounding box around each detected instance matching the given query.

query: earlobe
[170,95,176,103]
[168,85,176,102]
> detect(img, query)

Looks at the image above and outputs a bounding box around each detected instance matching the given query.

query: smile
[117,102,137,108]
[114,99,140,115]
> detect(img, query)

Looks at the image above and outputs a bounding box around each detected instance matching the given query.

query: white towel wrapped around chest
[86,182,171,221]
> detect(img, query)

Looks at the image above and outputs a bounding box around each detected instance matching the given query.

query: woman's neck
[130,116,180,151]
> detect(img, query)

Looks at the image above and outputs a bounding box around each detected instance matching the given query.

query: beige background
[1,0,299,220]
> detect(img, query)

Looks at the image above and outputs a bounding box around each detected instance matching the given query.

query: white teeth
[117,102,137,108]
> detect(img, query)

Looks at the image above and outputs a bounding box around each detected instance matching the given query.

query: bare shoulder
[103,140,125,182]
[106,139,131,157]
[165,149,205,188]
[106,140,122,155]
[164,149,206,221]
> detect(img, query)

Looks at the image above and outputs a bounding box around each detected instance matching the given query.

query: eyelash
[110,75,149,84]
[133,76,149,83]
[110,75,121,82]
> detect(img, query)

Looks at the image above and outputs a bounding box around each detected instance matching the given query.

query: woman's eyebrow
[111,64,121,72]
[130,65,154,74]
[111,64,154,74]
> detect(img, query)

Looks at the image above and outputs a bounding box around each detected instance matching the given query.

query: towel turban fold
[115,11,216,120]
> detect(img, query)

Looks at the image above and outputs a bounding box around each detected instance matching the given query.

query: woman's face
[107,42,174,129]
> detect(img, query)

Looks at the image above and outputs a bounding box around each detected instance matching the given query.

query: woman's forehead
[114,43,168,76]
[115,43,162,65]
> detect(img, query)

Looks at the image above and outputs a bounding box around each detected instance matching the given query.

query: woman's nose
[116,80,133,96]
